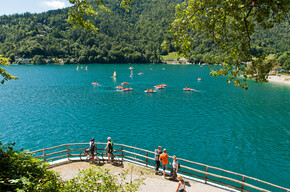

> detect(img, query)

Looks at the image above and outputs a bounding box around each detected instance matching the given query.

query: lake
[1,64,289,189]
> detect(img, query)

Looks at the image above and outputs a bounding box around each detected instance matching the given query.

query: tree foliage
[168,0,289,89]
[0,57,18,84]
[0,142,61,191]
[0,0,180,64]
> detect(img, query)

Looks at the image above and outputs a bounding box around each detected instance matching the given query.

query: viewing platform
[31,143,290,192]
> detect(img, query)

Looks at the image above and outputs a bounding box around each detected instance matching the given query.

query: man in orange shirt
[159,149,169,178]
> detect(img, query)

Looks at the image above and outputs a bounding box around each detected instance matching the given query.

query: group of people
[87,140,185,192]
[155,146,186,192]
[88,137,114,163]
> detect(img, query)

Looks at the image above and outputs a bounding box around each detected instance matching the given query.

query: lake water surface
[1,64,289,189]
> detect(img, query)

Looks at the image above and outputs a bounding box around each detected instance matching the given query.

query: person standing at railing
[89,138,95,161]
[170,155,179,180]
[159,149,169,178]
[105,137,113,163]
[154,146,162,175]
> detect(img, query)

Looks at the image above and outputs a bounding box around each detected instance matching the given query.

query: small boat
[161,84,167,87]
[116,85,123,89]
[198,78,201,81]
[121,82,128,85]
[144,89,156,93]
[183,87,195,91]
[154,85,164,89]
[162,68,166,70]
[121,87,133,91]
[92,82,98,85]
[112,71,116,78]
[138,72,144,75]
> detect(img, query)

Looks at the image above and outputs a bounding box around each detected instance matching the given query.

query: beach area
[267,74,290,86]
[50,161,235,192]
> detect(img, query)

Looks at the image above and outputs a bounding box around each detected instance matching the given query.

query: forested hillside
[0,0,289,65]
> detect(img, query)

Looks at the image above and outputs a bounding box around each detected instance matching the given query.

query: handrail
[30,143,290,192]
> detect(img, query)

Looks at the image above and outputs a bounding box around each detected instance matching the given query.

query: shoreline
[267,75,290,86]
[8,63,290,86]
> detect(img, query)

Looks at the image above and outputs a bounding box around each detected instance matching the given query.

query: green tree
[0,142,61,191]
[0,57,18,84]
[32,55,45,64]
[246,54,277,81]
[282,58,290,70]
[278,51,290,65]
[168,0,289,89]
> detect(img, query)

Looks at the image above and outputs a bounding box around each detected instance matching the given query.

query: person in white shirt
[170,155,179,180]
[176,175,186,192]
[154,146,162,175]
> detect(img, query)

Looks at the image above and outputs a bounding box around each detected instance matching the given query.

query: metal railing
[30,143,289,192]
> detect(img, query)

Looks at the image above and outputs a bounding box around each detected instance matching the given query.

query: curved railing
[30,143,289,192]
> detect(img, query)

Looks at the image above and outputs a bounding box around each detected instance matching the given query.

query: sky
[0,0,72,16]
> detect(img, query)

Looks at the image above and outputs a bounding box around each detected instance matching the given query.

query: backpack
[178,161,181,169]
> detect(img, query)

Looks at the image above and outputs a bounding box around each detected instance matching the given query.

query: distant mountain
[0,0,288,64]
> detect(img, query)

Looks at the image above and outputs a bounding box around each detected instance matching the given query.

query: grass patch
[161,52,179,60]
[279,73,290,76]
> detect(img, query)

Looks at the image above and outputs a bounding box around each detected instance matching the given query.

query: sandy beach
[50,161,236,192]
[267,75,290,86]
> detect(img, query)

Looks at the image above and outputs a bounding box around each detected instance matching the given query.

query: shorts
[162,164,167,170]
[108,149,113,154]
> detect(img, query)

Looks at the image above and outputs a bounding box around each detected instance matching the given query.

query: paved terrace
[49,159,237,192]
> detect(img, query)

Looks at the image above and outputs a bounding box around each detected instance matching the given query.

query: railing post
[121,145,124,161]
[42,149,46,162]
[146,152,148,167]
[95,143,97,156]
[205,166,208,184]
[67,145,70,160]
[241,176,245,192]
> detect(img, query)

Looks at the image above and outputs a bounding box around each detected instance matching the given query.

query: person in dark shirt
[89,138,95,161]
[105,137,113,163]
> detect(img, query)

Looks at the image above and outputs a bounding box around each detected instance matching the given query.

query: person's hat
[107,137,111,141]
[177,175,183,181]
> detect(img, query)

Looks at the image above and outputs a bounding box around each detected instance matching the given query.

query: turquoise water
[1,64,289,189]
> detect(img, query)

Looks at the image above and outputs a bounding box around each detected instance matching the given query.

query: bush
[61,166,145,192]
[0,142,61,192]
